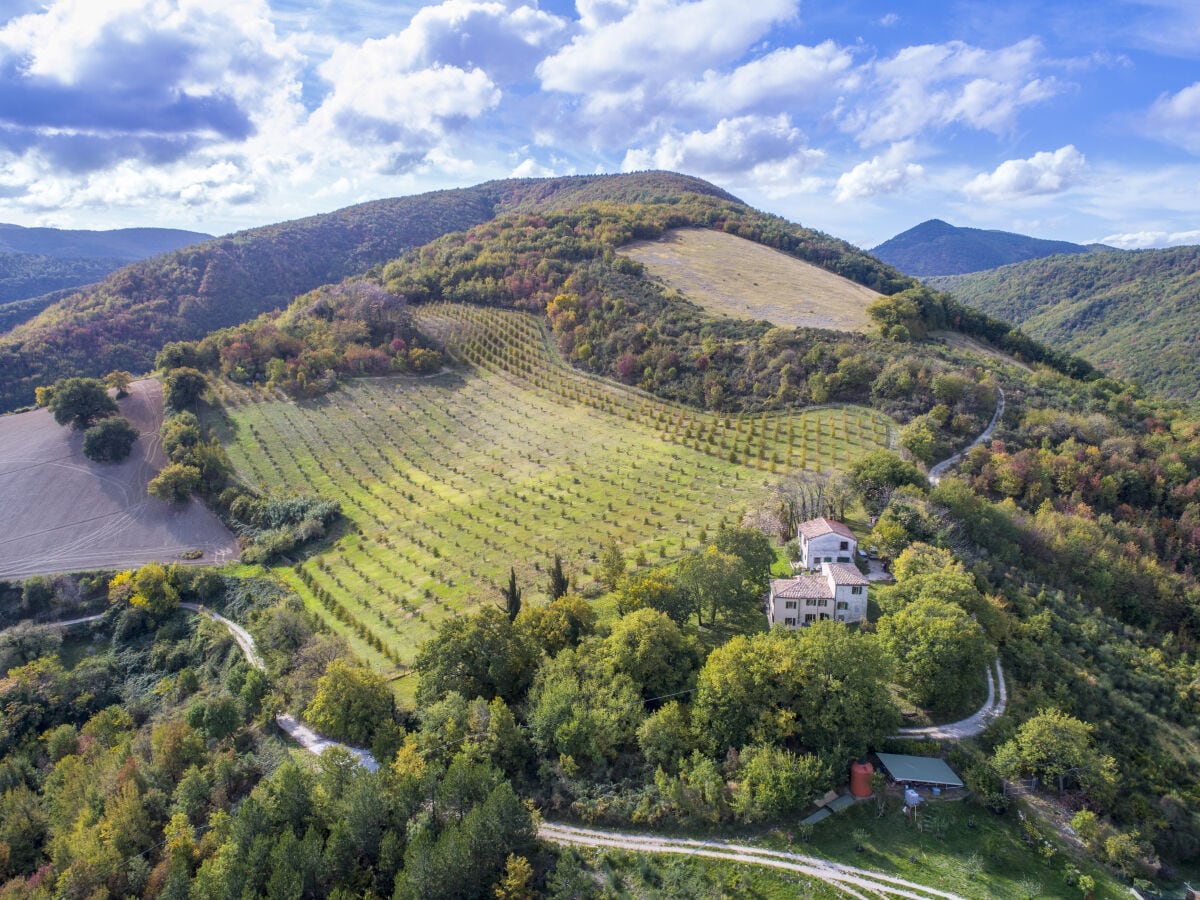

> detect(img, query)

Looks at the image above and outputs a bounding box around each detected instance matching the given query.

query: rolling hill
[928,245,1200,402]
[872,218,1096,276]
[0,171,904,414]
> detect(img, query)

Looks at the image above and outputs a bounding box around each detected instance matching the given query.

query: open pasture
[620,228,881,332]
[216,304,894,680]
[0,379,238,579]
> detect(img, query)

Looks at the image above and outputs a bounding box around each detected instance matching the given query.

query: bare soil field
[621,228,880,332]
[0,379,238,579]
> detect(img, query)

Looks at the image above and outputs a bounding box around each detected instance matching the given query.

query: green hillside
[873,218,1094,276]
[928,245,1200,402]
[0,253,117,310]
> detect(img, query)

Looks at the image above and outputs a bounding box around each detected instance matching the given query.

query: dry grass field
[621,228,880,332]
[0,379,238,579]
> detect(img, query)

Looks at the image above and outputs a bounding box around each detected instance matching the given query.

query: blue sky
[0,0,1197,250]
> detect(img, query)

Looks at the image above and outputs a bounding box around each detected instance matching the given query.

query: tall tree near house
[548,554,569,600]
[500,567,522,621]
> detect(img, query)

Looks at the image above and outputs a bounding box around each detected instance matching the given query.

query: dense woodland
[2,173,1199,896]
[929,245,1200,403]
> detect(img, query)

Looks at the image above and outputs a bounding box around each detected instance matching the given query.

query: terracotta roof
[798,517,856,541]
[771,575,833,600]
[825,562,869,585]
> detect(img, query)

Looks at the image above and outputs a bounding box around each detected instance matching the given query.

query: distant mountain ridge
[930,245,1200,403]
[0,223,211,260]
[872,218,1097,277]
[0,223,213,327]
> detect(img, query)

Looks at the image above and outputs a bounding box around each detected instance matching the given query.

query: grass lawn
[213,304,895,690]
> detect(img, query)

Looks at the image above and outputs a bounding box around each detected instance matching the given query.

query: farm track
[538,822,965,899]
[215,305,896,676]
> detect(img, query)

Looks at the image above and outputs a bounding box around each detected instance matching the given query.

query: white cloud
[879,13,899,27]
[621,114,822,186]
[963,145,1085,201]
[539,0,797,97]
[675,41,855,116]
[1099,229,1200,249]
[1144,81,1200,152]
[834,141,924,201]
[0,0,301,171]
[846,38,1060,145]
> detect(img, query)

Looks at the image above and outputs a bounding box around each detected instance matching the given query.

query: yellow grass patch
[621,228,880,332]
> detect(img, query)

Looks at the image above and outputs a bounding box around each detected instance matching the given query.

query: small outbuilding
[874,753,963,789]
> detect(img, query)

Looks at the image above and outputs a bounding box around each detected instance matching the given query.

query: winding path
[895,659,1007,741]
[538,822,965,899]
[927,387,1005,486]
[9,605,379,772]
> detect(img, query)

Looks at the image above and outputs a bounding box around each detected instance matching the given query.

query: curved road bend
[9,604,379,772]
[895,659,1007,740]
[928,387,1005,486]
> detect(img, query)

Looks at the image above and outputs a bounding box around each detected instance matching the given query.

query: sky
[0,0,1197,250]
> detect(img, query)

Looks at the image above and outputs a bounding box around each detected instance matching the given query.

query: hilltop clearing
[621,228,879,332]
[215,303,894,680]
[929,245,1200,402]
[0,379,237,578]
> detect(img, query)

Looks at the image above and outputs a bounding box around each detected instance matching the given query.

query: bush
[148,463,202,502]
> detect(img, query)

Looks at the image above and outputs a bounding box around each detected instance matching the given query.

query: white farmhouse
[767,562,869,628]
[797,517,857,570]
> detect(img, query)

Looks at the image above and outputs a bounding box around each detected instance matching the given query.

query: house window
[837,556,851,562]
[815,598,828,607]
[819,613,830,620]
[804,614,816,623]
[836,601,848,610]
[784,600,797,609]
[851,585,864,595]
[839,541,849,550]
[785,617,797,626]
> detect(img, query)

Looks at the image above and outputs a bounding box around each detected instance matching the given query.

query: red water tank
[850,760,874,798]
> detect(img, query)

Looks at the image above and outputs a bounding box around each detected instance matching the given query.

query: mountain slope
[929,245,1200,401]
[0,172,891,413]
[0,188,509,411]
[872,218,1094,276]
[0,225,213,327]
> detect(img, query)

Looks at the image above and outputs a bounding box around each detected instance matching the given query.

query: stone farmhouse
[767,518,869,629]
[797,516,857,569]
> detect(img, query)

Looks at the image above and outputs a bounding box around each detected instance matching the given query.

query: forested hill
[872,218,1095,276]
[929,245,1200,403]
[0,171,886,413]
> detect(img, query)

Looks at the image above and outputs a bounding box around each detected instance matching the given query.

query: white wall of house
[831,579,868,623]
[800,532,857,569]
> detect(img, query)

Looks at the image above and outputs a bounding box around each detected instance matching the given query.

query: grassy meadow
[215,304,894,694]
[621,228,881,332]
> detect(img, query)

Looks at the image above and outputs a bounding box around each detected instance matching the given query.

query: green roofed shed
[875,753,963,788]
